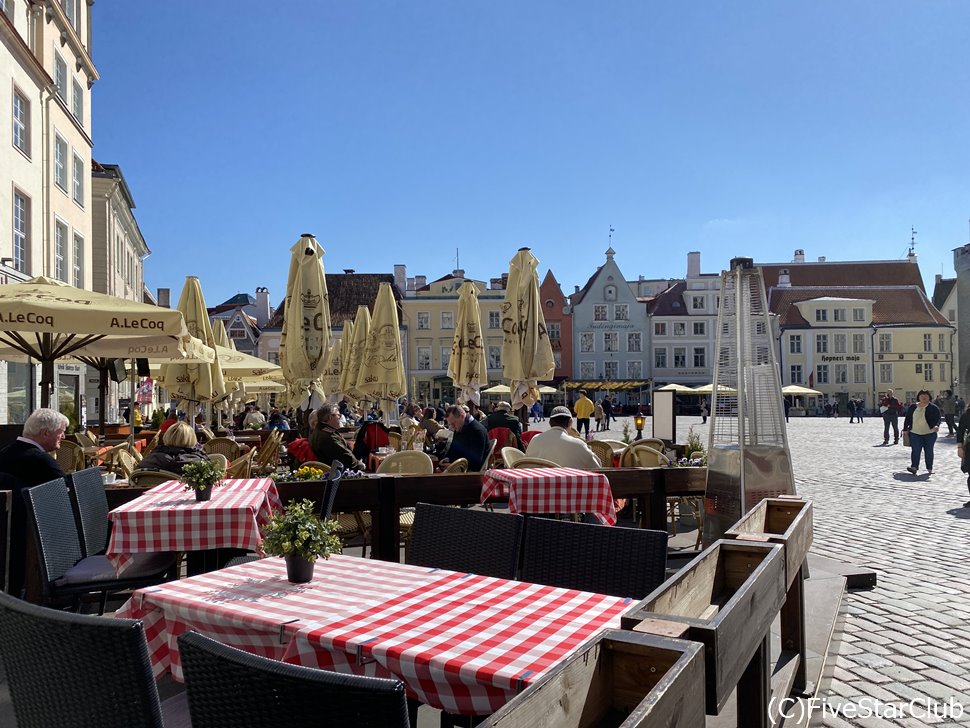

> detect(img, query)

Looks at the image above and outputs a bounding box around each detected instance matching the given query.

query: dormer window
[815,309,827,322]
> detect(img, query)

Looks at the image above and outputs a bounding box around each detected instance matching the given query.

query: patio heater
[703,257,796,544]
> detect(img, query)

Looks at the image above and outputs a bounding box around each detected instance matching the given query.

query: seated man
[484,401,523,449]
[526,406,600,469]
[310,404,366,471]
[0,408,69,597]
[440,404,489,471]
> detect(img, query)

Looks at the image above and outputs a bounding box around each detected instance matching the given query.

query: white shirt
[525,427,600,469]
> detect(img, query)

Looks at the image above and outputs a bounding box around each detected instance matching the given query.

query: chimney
[490,277,504,290]
[687,251,701,279]
[254,287,270,327]
[574,285,580,294]
[452,269,465,280]
[406,277,415,291]
[778,268,791,288]
[157,287,170,308]
[818,256,826,263]
[936,273,943,284]
[414,275,427,289]
[394,264,407,293]
[793,249,805,263]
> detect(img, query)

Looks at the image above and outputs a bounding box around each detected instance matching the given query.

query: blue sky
[92,1,970,307]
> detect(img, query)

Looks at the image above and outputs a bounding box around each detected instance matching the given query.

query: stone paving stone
[920,669,970,692]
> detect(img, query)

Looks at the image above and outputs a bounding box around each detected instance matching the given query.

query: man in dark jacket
[0,408,68,596]
[484,401,523,449]
[441,405,489,471]
[311,404,366,471]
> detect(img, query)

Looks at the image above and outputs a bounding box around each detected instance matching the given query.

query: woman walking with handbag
[902,390,941,475]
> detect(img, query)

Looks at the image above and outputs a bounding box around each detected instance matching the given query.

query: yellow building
[399,268,507,404]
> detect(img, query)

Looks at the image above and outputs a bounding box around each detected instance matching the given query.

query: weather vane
[609,225,615,244]
[909,226,917,256]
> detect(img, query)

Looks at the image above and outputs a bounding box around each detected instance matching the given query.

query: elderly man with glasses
[309,404,365,471]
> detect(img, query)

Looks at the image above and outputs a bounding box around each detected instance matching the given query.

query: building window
[416,312,429,330]
[440,347,450,371]
[834,364,847,384]
[54,51,67,100]
[654,348,667,369]
[603,332,618,352]
[673,347,686,368]
[627,360,642,379]
[816,365,829,384]
[12,89,29,155]
[71,78,83,122]
[815,309,827,322]
[923,334,932,352]
[878,334,892,353]
[673,322,686,336]
[547,321,560,340]
[580,361,595,379]
[614,304,629,321]
[440,311,454,329]
[61,0,78,30]
[12,191,28,273]
[939,333,946,352]
[604,285,617,302]
[949,309,956,322]
[853,308,865,322]
[72,232,83,287]
[654,322,667,336]
[627,332,641,352]
[417,346,431,370]
[852,334,865,354]
[790,365,802,384]
[580,332,594,353]
[487,310,500,329]
[693,347,706,368]
[488,346,501,369]
[691,296,704,310]
[72,153,84,206]
[941,363,946,382]
[924,363,934,381]
[553,350,562,369]
[54,134,68,190]
[593,304,607,321]
[816,335,828,354]
[834,308,846,322]
[789,335,802,354]
[693,321,706,336]
[854,364,866,383]
[54,220,67,281]
[879,363,893,383]
[834,334,846,354]
[604,361,618,379]
[915,363,923,374]
[228,328,246,339]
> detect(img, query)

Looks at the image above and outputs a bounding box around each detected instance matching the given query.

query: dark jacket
[484,411,523,449]
[135,445,210,475]
[311,424,366,471]
[446,416,489,471]
[0,439,66,597]
[902,403,942,432]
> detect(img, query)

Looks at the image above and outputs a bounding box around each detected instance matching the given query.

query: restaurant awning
[562,380,650,391]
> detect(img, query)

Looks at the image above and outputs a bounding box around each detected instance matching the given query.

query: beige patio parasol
[355,283,406,418]
[319,338,343,398]
[482,384,512,394]
[448,282,488,406]
[0,276,189,407]
[501,248,555,410]
[781,384,823,396]
[342,306,371,403]
[158,277,227,412]
[336,319,354,399]
[656,383,699,392]
[279,234,331,409]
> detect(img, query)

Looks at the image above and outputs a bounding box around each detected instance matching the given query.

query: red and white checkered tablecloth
[286,571,629,715]
[114,555,444,681]
[106,478,282,574]
[480,467,617,525]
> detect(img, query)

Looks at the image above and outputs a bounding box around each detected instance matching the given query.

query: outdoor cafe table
[480,467,617,525]
[105,477,281,574]
[115,555,630,716]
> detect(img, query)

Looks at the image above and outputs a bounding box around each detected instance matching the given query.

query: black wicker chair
[519,517,668,599]
[66,466,111,556]
[0,589,189,728]
[406,502,525,580]
[178,630,410,727]
[22,477,174,613]
[319,460,344,521]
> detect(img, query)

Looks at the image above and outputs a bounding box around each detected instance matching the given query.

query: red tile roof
[759,260,924,292]
[768,286,951,328]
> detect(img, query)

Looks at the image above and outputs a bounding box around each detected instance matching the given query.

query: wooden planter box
[620,540,785,714]
[723,497,813,588]
[482,630,705,728]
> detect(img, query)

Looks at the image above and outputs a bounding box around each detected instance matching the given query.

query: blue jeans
[909,432,937,471]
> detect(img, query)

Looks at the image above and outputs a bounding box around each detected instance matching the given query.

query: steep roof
[570,265,604,306]
[759,260,924,292]
[932,277,956,310]
[647,281,688,316]
[263,273,403,330]
[768,286,950,328]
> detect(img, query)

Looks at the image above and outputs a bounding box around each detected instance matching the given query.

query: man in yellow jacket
[573,390,595,437]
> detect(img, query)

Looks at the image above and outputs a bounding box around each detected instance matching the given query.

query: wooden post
[737,635,771,728]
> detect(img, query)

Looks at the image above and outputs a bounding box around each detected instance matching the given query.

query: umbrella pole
[98,367,108,441]
[129,360,136,448]
[40,359,55,409]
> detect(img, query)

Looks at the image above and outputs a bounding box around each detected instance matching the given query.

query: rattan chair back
[376,451,434,475]
[500,447,524,468]
[620,443,670,468]
[129,470,183,489]
[203,437,242,462]
[443,458,468,473]
[587,440,615,468]
[50,440,84,473]
[511,457,559,468]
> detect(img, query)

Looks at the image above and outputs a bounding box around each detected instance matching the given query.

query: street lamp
[633,413,645,440]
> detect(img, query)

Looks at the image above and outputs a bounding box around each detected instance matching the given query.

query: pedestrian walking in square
[902,390,940,475]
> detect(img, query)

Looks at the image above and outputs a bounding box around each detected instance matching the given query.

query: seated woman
[134,422,211,475]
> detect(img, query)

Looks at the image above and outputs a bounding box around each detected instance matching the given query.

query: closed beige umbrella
[0,276,188,407]
[319,338,343,397]
[336,319,355,398]
[501,248,555,410]
[343,306,371,403]
[158,276,227,412]
[279,234,331,409]
[355,283,406,415]
[448,281,488,406]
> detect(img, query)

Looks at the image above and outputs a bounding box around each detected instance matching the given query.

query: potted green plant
[262,499,342,583]
[179,460,225,502]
